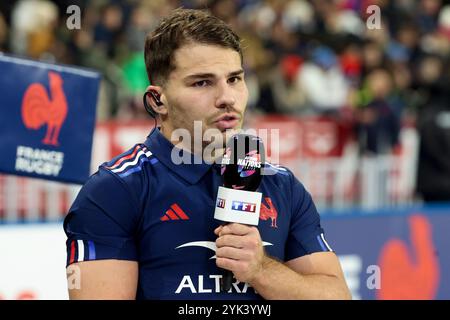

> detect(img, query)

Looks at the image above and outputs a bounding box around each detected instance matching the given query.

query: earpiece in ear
[143,91,163,118]
[149,91,163,106]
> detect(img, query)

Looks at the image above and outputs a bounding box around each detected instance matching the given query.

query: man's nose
[215,81,235,109]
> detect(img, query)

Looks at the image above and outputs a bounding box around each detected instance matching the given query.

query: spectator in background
[340,42,363,86]
[415,54,450,202]
[9,0,58,58]
[421,4,450,56]
[118,0,178,120]
[363,14,390,48]
[296,45,350,115]
[258,54,307,114]
[417,0,442,34]
[356,68,401,155]
[125,4,155,53]
[361,39,386,74]
[391,21,422,69]
[282,0,316,34]
[93,3,124,59]
[117,4,157,120]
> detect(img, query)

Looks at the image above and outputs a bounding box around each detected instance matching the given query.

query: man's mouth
[214,114,240,131]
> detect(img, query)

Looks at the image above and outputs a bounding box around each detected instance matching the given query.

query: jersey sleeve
[285,171,333,261]
[63,167,140,266]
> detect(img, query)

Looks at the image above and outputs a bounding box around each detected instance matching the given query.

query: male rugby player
[64,8,351,300]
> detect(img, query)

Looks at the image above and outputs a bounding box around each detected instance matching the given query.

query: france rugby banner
[0,54,100,184]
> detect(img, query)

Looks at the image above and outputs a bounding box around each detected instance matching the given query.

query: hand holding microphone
[214,133,265,292]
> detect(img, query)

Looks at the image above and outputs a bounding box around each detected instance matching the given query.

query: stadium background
[1,0,450,299]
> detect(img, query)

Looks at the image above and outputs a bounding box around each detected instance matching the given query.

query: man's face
[160,43,248,151]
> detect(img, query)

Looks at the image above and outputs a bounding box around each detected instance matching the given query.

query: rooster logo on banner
[21,71,68,146]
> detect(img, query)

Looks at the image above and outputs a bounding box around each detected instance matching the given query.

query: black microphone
[215,133,265,292]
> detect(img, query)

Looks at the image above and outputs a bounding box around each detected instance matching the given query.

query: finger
[214,225,223,236]
[216,246,249,261]
[219,223,253,236]
[216,257,241,272]
[216,234,244,249]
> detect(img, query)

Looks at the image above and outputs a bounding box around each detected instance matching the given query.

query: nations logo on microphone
[237,150,261,178]
[21,71,68,146]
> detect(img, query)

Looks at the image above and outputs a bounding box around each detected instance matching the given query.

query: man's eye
[228,76,242,84]
[193,80,210,87]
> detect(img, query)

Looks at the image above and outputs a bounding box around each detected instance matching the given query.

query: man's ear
[145,85,168,116]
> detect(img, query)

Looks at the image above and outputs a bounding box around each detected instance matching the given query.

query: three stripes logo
[161,203,190,221]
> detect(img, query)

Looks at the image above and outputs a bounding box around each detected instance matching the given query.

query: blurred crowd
[1,0,450,200]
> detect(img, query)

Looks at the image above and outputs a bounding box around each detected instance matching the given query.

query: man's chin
[206,125,239,136]
[201,127,243,163]
[221,128,243,144]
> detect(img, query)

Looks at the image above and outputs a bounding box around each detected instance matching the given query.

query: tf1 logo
[216,198,226,209]
[232,201,256,213]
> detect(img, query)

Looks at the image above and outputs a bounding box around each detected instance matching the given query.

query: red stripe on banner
[106,145,140,169]
[69,240,76,264]
[165,209,179,220]
[171,204,189,220]
[160,215,169,221]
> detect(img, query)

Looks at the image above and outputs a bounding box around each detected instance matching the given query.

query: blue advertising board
[0,54,100,184]
[322,205,450,299]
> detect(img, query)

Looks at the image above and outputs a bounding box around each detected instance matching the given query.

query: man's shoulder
[262,162,310,195]
[99,143,159,180]
[79,143,159,195]
[262,162,294,180]
[72,144,158,208]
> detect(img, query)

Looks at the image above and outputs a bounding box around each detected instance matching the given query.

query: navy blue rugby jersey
[64,127,333,300]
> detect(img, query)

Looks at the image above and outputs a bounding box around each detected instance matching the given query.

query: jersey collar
[144,127,216,184]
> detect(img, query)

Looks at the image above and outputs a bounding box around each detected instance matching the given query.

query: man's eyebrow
[228,69,244,77]
[183,69,244,81]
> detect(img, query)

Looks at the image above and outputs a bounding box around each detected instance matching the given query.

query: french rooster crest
[21,71,68,146]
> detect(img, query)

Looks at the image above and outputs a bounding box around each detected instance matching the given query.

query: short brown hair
[144,8,243,86]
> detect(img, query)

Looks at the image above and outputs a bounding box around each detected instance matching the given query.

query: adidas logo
[161,203,190,221]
